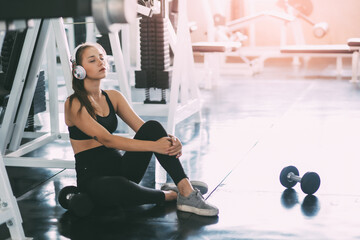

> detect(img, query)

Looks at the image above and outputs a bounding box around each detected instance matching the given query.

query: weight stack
[135,14,172,103]
[0,31,16,74]
[25,70,46,131]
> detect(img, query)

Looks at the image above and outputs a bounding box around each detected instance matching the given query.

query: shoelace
[195,189,204,200]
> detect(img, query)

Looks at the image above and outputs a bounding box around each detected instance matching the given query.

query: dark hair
[68,43,106,119]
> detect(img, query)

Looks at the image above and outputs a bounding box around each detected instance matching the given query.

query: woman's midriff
[70,138,104,154]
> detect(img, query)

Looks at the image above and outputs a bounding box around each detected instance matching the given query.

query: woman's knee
[137,120,167,140]
[142,120,164,130]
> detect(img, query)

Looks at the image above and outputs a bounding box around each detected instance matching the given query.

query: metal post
[9,19,51,151]
[51,18,73,95]
[108,31,132,101]
[47,29,60,135]
[0,20,41,154]
[0,153,29,239]
[350,51,359,83]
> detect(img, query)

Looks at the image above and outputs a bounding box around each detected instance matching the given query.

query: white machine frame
[192,0,303,89]
[0,0,200,184]
[0,153,30,239]
[108,0,202,183]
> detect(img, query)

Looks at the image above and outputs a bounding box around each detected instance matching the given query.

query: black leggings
[74,120,187,207]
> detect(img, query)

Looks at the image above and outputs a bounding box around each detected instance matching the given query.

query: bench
[280,40,360,82]
[192,41,241,89]
[347,38,360,82]
[192,41,241,53]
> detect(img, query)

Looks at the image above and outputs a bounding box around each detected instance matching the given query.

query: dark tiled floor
[1,61,360,239]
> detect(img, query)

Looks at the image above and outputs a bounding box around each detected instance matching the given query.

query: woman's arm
[104,90,182,157]
[106,90,144,132]
[65,97,172,154]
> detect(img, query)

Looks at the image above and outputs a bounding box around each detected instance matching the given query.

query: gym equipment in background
[279,165,321,195]
[0,0,138,33]
[0,153,28,239]
[135,13,171,103]
[277,0,329,38]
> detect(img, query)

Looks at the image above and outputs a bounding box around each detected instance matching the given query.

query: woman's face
[80,46,107,80]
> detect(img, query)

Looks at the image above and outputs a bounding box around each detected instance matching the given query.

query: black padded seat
[347,38,360,47]
[280,44,354,54]
[192,42,241,53]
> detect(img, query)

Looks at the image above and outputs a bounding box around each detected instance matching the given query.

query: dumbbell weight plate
[58,186,79,210]
[301,172,321,195]
[280,166,299,188]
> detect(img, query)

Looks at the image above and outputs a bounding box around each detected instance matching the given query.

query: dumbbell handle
[287,172,302,182]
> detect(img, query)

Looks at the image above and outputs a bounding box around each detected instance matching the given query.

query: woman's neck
[84,79,101,99]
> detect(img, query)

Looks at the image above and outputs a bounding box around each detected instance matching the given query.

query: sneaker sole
[177,204,219,217]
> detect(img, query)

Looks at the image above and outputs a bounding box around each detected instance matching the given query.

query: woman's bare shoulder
[104,89,126,100]
[65,95,81,111]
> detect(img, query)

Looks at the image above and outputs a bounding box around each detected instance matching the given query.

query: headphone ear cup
[73,65,86,80]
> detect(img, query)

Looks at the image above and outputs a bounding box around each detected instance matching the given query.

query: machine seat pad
[348,38,360,47]
[192,42,241,53]
[280,44,354,54]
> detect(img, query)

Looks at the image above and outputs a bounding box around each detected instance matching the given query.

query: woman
[64,42,218,217]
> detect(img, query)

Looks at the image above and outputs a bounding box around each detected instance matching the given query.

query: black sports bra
[68,90,118,140]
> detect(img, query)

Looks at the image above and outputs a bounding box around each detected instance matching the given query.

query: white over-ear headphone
[71,46,86,80]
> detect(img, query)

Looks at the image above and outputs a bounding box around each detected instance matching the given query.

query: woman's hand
[154,137,173,155]
[168,134,182,158]
[154,135,182,158]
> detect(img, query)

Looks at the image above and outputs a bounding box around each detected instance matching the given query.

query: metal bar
[47,30,60,135]
[350,51,359,83]
[52,18,73,95]
[65,18,75,51]
[9,19,51,151]
[119,25,132,82]
[22,132,48,138]
[288,172,301,182]
[108,31,132,101]
[0,20,41,154]
[227,11,295,31]
[0,154,27,239]
[167,20,177,53]
[280,53,352,58]
[3,157,75,169]
[6,134,57,158]
[336,57,343,76]
[0,209,12,226]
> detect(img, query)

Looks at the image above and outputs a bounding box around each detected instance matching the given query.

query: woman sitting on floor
[64,42,218,217]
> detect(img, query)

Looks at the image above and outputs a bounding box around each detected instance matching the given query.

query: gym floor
[1,59,360,239]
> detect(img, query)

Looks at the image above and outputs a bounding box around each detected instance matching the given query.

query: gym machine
[0,1,137,238]
[0,0,137,33]
[196,0,331,78]
[0,153,29,239]
[105,0,202,184]
[0,0,200,209]
[276,0,329,39]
